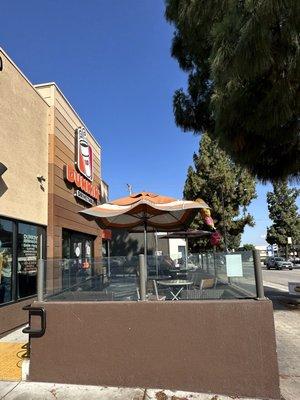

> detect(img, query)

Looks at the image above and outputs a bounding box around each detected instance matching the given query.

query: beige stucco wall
[0,49,49,225]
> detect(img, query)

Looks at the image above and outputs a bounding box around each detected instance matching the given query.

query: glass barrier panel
[41,251,258,302]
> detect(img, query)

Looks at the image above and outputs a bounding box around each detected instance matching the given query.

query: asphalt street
[262,267,300,291]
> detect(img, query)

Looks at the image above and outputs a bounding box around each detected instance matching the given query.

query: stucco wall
[168,237,186,258]
[29,300,280,399]
[0,49,49,225]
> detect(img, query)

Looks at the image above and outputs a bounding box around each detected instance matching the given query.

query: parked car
[266,257,293,270]
[290,257,300,265]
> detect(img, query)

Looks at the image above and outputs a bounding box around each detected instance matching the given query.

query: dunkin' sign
[65,165,100,201]
[76,127,93,181]
[64,127,100,205]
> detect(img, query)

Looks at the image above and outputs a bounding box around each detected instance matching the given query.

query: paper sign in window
[226,254,243,277]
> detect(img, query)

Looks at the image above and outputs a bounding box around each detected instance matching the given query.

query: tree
[240,244,255,251]
[184,134,256,251]
[266,181,300,257]
[165,0,300,181]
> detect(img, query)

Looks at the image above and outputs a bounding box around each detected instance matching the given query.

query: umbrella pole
[185,237,189,269]
[143,220,148,295]
[107,240,111,278]
[155,229,158,276]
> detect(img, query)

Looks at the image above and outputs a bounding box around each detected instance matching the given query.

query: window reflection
[17,223,41,299]
[0,219,13,304]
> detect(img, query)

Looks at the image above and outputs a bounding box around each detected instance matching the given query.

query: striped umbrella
[80,192,211,299]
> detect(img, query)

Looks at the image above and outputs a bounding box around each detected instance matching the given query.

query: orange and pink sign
[65,165,100,201]
[64,127,100,205]
[76,127,93,181]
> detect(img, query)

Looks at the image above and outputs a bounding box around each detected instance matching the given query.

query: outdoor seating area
[43,250,258,302]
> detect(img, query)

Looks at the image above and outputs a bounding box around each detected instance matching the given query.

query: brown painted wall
[35,84,102,260]
[0,298,33,336]
[29,300,280,399]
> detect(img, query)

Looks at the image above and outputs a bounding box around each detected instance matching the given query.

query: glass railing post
[37,259,44,302]
[138,254,146,301]
[253,250,265,299]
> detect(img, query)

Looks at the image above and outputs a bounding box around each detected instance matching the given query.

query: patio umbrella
[80,192,210,299]
[158,230,212,269]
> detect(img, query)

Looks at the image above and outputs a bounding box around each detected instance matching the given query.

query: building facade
[35,83,102,260]
[0,49,105,334]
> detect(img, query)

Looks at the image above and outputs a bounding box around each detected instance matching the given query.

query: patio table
[169,269,188,279]
[157,279,193,301]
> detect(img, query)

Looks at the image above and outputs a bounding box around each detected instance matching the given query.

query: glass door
[62,230,94,289]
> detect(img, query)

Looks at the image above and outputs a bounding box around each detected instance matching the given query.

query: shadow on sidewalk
[264,286,300,311]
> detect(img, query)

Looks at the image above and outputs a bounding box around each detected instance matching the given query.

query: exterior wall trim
[34,82,102,150]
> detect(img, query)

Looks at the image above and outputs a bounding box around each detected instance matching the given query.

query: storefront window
[0,218,13,304]
[17,223,44,299]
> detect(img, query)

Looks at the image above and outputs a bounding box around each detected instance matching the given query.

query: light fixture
[0,162,7,176]
[37,175,46,182]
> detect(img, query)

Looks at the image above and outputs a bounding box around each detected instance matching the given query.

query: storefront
[0,218,46,304]
[0,48,49,333]
[34,82,104,293]
[0,48,106,334]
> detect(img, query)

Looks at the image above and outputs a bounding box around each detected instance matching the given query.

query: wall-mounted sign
[64,126,100,206]
[65,165,100,205]
[76,127,93,181]
[74,189,95,206]
[225,254,243,277]
[102,229,112,240]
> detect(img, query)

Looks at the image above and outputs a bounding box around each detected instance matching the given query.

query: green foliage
[241,244,255,251]
[266,181,300,250]
[184,134,256,251]
[165,0,300,181]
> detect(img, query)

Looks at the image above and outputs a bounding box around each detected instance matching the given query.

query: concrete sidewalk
[0,381,260,400]
[264,286,300,400]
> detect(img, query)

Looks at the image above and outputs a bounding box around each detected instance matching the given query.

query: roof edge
[0,47,50,107]
[34,82,102,150]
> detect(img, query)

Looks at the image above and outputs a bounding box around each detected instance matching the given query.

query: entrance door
[62,230,94,290]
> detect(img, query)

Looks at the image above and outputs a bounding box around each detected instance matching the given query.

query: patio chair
[136,280,166,301]
[180,277,223,300]
[187,270,202,288]
[200,277,215,290]
[148,280,166,301]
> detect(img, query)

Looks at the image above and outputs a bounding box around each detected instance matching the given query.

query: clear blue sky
[1,0,298,246]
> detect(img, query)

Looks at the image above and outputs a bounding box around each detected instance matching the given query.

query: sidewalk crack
[0,380,22,400]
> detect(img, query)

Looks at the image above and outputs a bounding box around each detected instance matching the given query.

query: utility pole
[126,183,132,195]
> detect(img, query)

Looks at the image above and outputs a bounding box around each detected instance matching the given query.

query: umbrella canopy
[80,192,211,300]
[80,192,209,231]
[158,230,212,239]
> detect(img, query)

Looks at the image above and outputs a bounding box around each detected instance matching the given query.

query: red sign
[66,165,100,201]
[76,127,93,181]
[102,229,112,240]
